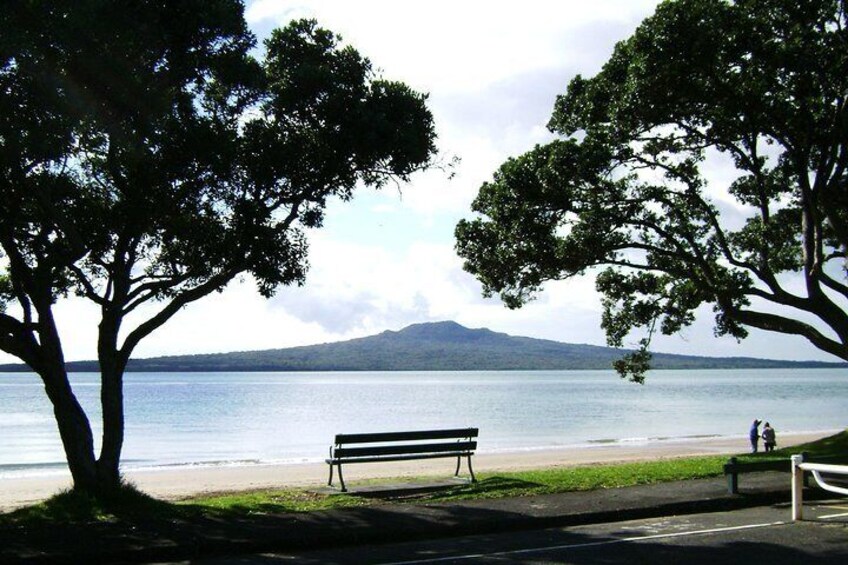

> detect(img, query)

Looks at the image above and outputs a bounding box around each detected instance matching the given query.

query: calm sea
[1,369,845,478]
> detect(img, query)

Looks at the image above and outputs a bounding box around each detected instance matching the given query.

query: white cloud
[270,235,469,334]
[246,0,659,94]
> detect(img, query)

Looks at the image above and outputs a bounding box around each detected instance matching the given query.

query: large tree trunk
[41,361,127,496]
[40,366,100,493]
[37,304,127,496]
[94,309,128,493]
[32,301,109,494]
[96,354,126,491]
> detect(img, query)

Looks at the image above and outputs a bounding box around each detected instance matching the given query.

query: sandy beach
[0,431,833,512]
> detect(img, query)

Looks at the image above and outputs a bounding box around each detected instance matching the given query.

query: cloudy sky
[2,0,836,364]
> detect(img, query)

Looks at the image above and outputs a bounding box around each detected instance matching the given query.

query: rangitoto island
[2,321,843,373]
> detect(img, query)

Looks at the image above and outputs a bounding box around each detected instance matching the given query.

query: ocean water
[1,369,846,478]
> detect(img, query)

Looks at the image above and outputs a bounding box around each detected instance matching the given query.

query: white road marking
[381,521,787,564]
[811,502,848,519]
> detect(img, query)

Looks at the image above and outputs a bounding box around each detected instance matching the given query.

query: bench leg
[338,462,347,493]
[452,454,477,484]
[455,455,477,483]
[726,457,738,494]
[328,462,334,487]
[728,472,738,494]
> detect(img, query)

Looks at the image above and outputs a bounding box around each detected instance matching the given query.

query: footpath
[0,472,825,564]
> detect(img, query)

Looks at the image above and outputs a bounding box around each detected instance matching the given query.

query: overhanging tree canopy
[455,0,847,382]
[0,1,436,494]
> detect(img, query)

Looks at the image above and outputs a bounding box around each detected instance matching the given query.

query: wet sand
[0,431,832,512]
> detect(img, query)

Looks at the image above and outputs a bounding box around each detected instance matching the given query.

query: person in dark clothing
[749,419,762,453]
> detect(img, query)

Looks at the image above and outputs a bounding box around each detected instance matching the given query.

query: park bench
[723,456,803,494]
[723,452,847,494]
[326,427,478,492]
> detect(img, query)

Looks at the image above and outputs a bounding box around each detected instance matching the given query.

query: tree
[0,1,436,496]
[455,0,847,383]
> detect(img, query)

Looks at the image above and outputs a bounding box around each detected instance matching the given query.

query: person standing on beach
[762,422,777,452]
[749,419,762,453]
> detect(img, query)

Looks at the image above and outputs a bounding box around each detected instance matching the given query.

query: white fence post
[791,457,848,521]
[791,454,804,521]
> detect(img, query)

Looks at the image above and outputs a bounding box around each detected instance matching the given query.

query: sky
[1,0,839,364]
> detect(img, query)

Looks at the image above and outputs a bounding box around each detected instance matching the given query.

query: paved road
[191,499,848,564]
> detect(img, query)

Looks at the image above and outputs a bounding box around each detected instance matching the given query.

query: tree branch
[119,268,239,359]
[67,264,108,306]
[818,270,848,300]
[728,305,848,361]
[0,313,44,371]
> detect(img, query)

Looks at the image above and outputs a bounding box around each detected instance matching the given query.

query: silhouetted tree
[0,1,436,495]
[456,0,847,382]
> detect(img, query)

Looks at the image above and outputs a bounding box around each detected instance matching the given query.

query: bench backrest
[724,453,847,475]
[334,428,478,445]
[333,428,478,459]
[724,459,791,474]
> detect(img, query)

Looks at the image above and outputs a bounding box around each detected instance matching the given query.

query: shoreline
[0,430,833,512]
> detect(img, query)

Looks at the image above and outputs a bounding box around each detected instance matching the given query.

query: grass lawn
[2,429,845,525]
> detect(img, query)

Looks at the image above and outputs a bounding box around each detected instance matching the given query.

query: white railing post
[792,457,848,521]
[791,454,804,521]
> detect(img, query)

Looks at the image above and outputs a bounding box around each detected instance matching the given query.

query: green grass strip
[3,429,845,525]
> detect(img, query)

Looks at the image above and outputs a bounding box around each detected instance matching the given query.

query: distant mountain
[0,321,843,373]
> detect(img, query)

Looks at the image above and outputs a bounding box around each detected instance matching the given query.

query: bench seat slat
[335,441,477,459]
[326,451,473,465]
[723,459,790,474]
[335,428,478,444]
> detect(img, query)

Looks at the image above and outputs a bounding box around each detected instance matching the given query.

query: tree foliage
[0,1,436,494]
[456,0,848,383]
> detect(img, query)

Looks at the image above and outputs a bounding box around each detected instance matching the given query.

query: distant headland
[1,321,844,373]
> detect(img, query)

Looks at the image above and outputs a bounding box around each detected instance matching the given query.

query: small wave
[1,456,327,479]
[121,456,324,474]
[0,461,67,472]
[587,434,725,446]
[0,413,53,426]
[124,382,191,387]
[0,461,71,479]
[152,459,263,468]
